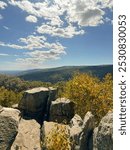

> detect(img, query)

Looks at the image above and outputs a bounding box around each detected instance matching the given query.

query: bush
[42,124,71,150]
[0,86,23,107]
[62,73,113,122]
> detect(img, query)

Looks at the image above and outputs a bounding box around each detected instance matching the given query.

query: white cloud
[16,48,65,67]
[62,0,105,27]
[9,0,63,26]
[8,0,112,37]
[0,1,7,9]
[37,24,84,38]
[0,53,9,56]
[0,34,66,66]
[25,15,38,23]
[0,35,65,53]
[0,1,7,20]
[19,35,47,50]
[19,35,65,52]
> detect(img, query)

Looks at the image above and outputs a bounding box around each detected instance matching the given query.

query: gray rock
[0,107,21,122]
[93,127,98,150]
[41,121,71,150]
[93,111,113,150]
[11,118,41,150]
[70,114,83,128]
[49,98,75,124]
[69,114,83,150]
[79,111,95,150]
[18,87,57,120]
[0,108,20,150]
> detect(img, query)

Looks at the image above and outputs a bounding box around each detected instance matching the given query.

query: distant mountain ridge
[18,65,113,83]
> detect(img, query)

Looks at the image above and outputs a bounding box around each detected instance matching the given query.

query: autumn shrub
[62,73,113,122]
[42,123,71,150]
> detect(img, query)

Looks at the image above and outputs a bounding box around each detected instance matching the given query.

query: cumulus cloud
[8,0,63,26]
[0,35,65,52]
[0,1,7,9]
[62,0,107,27]
[0,34,66,66]
[8,0,112,38]
[37,24,84,38]
[25,15,38,23]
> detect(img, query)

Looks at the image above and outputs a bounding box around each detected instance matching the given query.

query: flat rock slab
[11,118,41,150]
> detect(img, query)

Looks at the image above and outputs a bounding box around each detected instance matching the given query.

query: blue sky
[0,0,113,70]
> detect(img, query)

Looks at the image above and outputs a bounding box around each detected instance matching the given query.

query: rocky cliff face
[0,87,113,150]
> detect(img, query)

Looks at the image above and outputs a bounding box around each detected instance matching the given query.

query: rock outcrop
[69,114,83,150]
[49,98,75,123]
[0,87,113,150]
[11,118,41,150]
[18,87,57,121]
[0,108,20,150]
[93,112,113,150]
[79,111,95,150]
[69,112,95,150]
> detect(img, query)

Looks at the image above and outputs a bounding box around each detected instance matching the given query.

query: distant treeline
[18,65,113,83]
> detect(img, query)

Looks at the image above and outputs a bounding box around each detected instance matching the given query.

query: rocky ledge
[0,87,113,150]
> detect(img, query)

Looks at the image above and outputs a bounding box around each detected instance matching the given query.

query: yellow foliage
[42,124,71,150]
[62,73,113,121]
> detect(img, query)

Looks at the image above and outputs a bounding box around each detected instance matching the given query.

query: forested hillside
[18,65,113,83]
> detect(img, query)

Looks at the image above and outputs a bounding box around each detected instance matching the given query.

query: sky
[0,0,113,70]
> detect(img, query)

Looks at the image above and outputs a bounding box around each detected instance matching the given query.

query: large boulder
[41,121,71,150]
[93,111,113,150]
[79,111,95,150]
[49,98,75,124]
[69,114,83,150]
[18,87,57,120]
[11,118,41,150]
[0,108,20,150]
